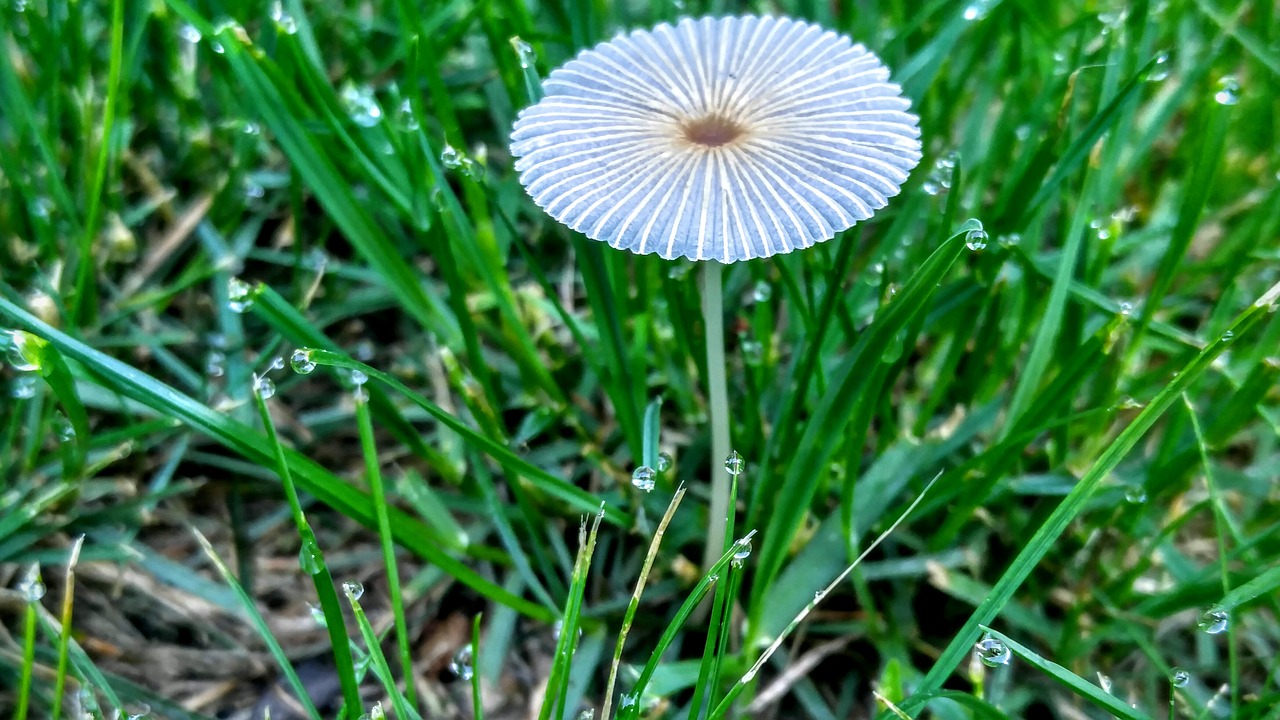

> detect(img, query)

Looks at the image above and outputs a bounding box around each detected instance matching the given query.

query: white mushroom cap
[511,15,923,263]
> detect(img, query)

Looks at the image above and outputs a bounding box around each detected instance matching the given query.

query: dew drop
[1118,300,1134,316]
[656,452,672,472]
[724,450,744,476]
[290,349,316,374]
[269,1,297,34]
[227,277,256,313]
[341,83,383,127]
[254,374,276,400]
[298,541,322,575]
[449,646,474,681]
[54,413,75,442]
[308,603,328,627]
[1098,672,1113,693]
[347,369,368,386]
[576,710,595,720]
[731,538,752,567]
[269,356,286,372]
[18,565,45,602]
[179,24,202,43]
[204,350,226,379]
[751,280,772,303]
[1148,52,1170,82]
[922,180,942,195]
[397,99,419,131]
[631,465,656,492]
[1171,667,1191,688]
[1214,76,1240,106]
[442,144,463,169]
[963,3,984,21]
[620,694,637,710]
[1221,330,1234,342]
[741,339,763,366]
[975,636,1011,667]
[244,181,265,199]
[965,228,989,251]
[11,375,37,399]
[1124,486,1147,504]
[1198,605,1229,634]
[511,36,536,68]
[343,580,365,600]
[5,330,41,372]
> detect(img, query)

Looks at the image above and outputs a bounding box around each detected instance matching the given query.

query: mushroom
[511,14,922,567]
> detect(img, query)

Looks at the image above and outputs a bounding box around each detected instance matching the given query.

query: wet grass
[2,0,1280,718]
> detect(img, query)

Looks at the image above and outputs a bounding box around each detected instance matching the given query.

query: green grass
[3,0,1280,718]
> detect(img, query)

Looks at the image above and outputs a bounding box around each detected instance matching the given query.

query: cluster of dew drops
[974,605,1231,692]
[631,450,743,493]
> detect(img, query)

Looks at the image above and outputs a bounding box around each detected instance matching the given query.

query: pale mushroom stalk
[701,261,732,564]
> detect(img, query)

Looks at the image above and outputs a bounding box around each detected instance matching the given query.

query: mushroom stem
[701,261,732,569]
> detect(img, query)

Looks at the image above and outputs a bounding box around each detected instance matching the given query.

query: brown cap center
[680,114,746,147]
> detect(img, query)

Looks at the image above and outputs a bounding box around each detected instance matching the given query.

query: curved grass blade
[914,279,1280,697]
[192,528,323,720]
[301,349,629,527]
[253,383,362,716]
[978,627,1152,720]
[0,294,554,622]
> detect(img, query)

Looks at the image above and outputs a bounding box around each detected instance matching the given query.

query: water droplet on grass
[1171,668,1191,687]
[397,99,419,131]
[1098,672,1113,693]
[227,277,256,313]
[511,37,536,68]
[54,413,75,442]
[308,603,328,627]
[1118,301,1134,316]
[975,636,1010,667]
[5,330,41,372]
[1198,605,1229,634]
[620,694,637,710]
[290,349,316,374]
[18,564,45,602]
[1124,486,1147,504]
[11,376,37,399]
[724,450,744,475]
[1221,330,1234,342]
[752,280,772,302]
[1148,52,1170,82]
[341,83,383,127]
[254,374,276,400]
[731,538,752,567]
[576,710,595,720]
[1214,76,1240,105]
[343,581,364,600]
[656,452,672,472]
[631,466,656,492]
[965,228,988,251]
[179,24,202,43]
[742,339,763,366]
[449,646,474,681]
[298,541,322,574]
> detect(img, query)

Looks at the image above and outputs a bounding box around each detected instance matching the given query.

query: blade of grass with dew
[191,527,323,720]
[301,350,629,526]
[601,485,687,720]
[354,388,426,712]
[6,330,89,478]
[50,535,85,720]
[620,531,757,720]
[749,218,980,630]
[249,284,444,466]
[539,506,605,720]
[712,473,941,720]
[1184,392,1241,713]
[0,295,553,620]
[689,470,742,720]
[914,279,1280,698]
[344,585,420,720]
[15,567,38,720]
[979,627,1152,720]
[250,383,369,716]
